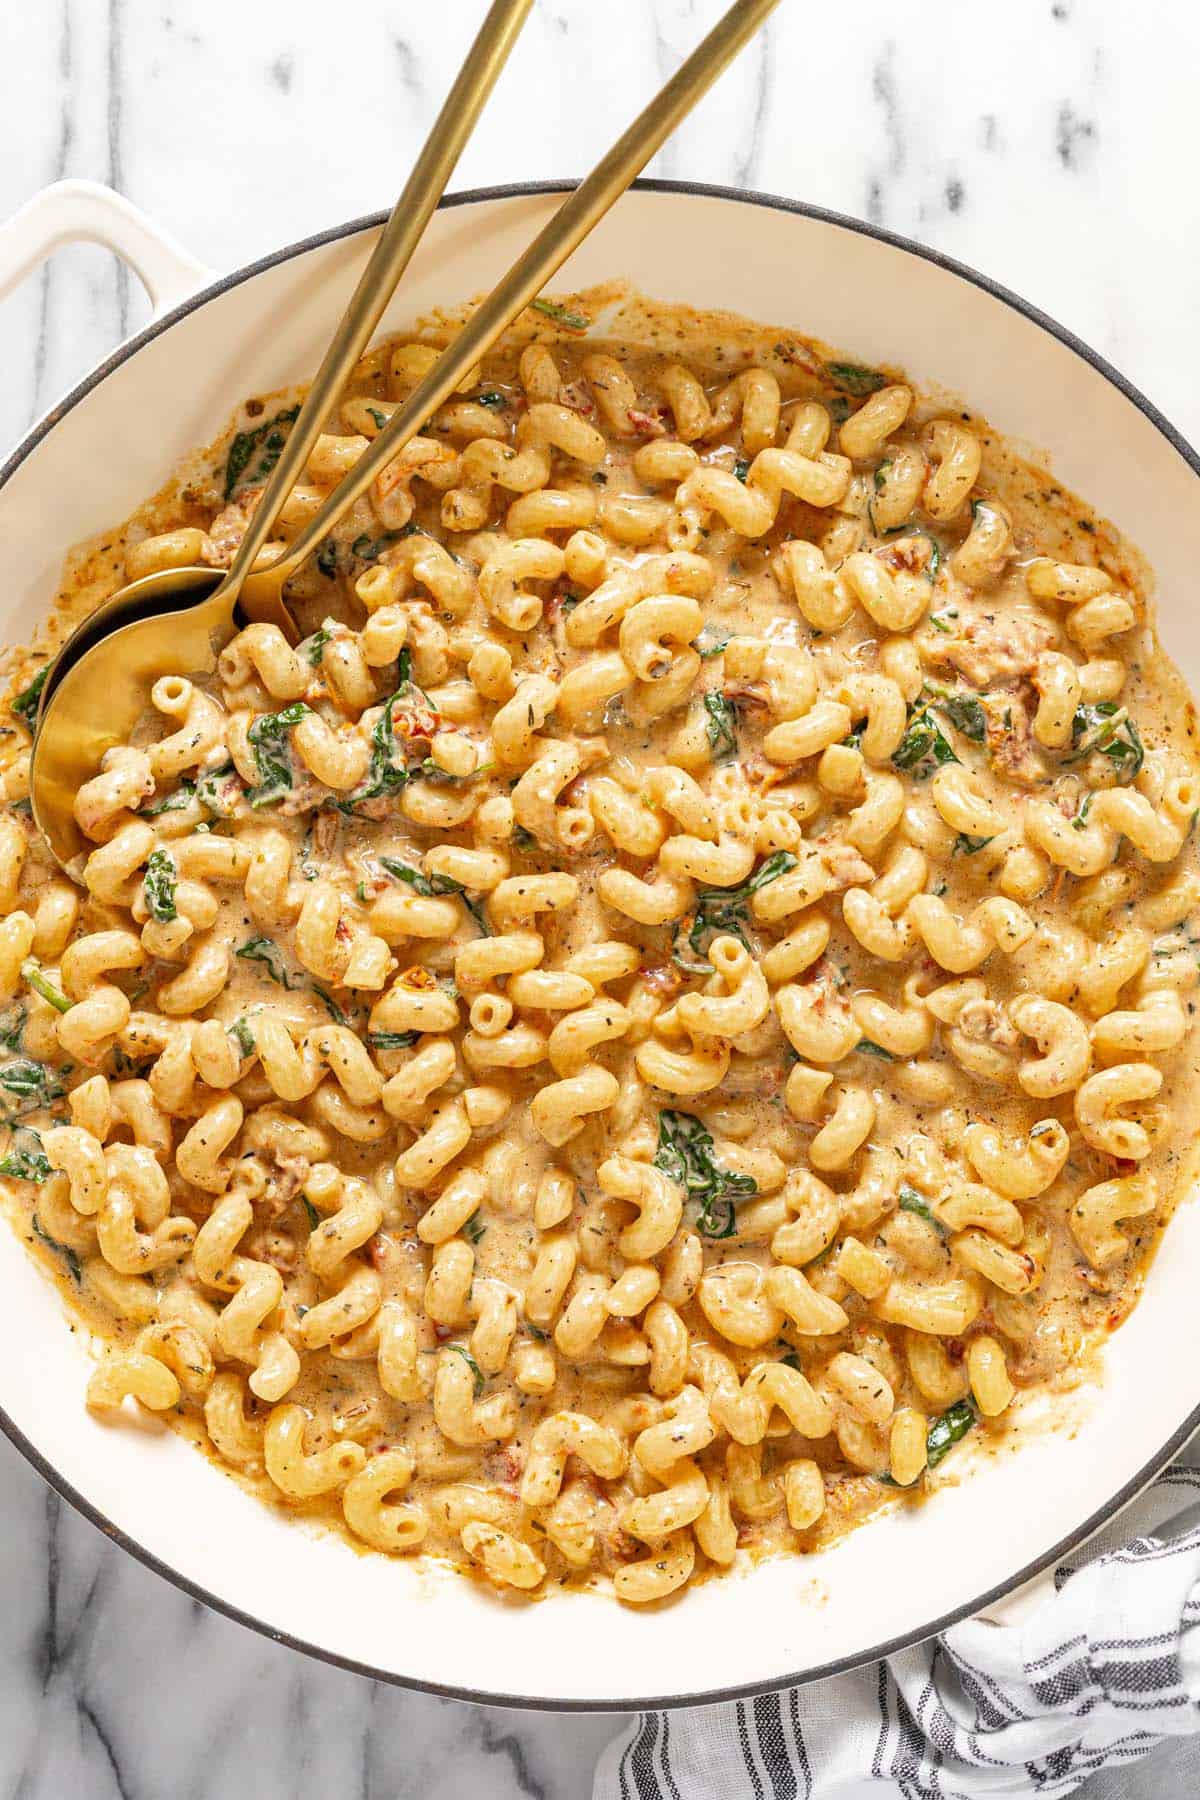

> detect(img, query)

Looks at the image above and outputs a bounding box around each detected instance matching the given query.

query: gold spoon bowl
[33,567,242,866]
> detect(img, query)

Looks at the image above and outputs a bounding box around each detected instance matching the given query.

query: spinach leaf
[195,760,243,817]
[247,703,310,807]
[531,298,590,332]
[31,1216,81,1282]
[354,693,415,806]
[475,391,507,409]
[915,533,942,581]
[733,457,750,483]
[224,403,300,498]
[940,694,987,742]
[235,935,299,989]
[826,361,886,396]
[891,702,961,779]
[674,851,798,974]
[316,540,339,579]
[368,1030,419,1052]
[10,666,48,727]
[704,692,739,762]
[893,686,988,783]
[461,1210,486,1245]
[897,1184,941,1227]
[0,1124,51,1182]
[142,847,178,923]
[1064,702,1145,780]
[311,984,352,1026]
[653,1109,757,1239]
[379,856,490,937]
[303,627,330,666]
[952,832,996,856]
[0,1006,25,1054]
[856,1039,894,1059]
[366,406,389,429]
[0,1059,67,1117]
[301,1196,320,1232]
[418,757,493,788]
[228,1018,256,1059]
[696,633,730,660]
[447,1343,485,1396]
[350,523,422,565]
[140,780,196,817]
[341,665,439,810]
[926,1399,976,1469]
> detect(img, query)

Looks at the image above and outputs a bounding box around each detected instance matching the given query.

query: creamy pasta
[1,287,1197,1605]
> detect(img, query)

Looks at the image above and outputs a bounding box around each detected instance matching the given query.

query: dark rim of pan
[1,177,1197,1713]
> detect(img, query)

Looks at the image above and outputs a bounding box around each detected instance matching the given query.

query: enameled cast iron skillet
[0,177,1197,1709]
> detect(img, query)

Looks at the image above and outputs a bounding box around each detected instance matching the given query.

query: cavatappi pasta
[2,287,1198,1606]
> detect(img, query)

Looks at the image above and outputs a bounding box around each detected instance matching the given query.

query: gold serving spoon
[31,0,779,868]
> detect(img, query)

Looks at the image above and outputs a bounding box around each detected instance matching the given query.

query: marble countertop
[0,1,1198,1794]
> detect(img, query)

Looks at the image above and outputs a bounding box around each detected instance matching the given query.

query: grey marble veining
[0,1436,615,1799]
[1,2,1199,1795]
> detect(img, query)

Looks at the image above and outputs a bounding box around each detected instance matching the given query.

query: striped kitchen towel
[595,1448,1200,1799]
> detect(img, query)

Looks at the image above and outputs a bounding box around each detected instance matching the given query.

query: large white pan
[1,177,1197,1711]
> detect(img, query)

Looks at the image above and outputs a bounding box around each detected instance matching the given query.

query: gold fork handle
[224,0,533,629]
[267,0,780,584]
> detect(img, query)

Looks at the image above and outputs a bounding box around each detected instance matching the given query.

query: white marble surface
[1,1,1199,1794]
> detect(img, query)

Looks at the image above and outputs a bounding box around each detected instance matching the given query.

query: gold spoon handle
[224,0,533,620]
[264,0,779,586]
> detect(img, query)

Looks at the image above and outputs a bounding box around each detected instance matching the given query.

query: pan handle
[0,178,214,320]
